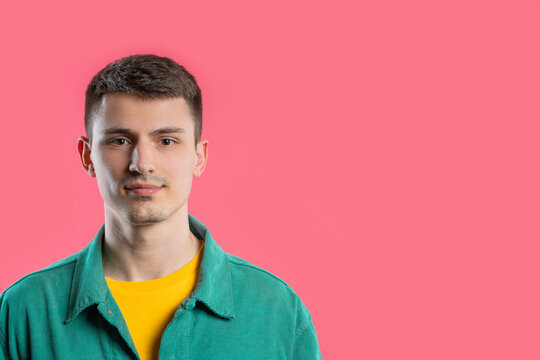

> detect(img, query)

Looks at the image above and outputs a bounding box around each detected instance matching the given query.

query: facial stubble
[123,196,172,225]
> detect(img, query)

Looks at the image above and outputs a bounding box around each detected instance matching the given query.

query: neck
[101,203,202,282]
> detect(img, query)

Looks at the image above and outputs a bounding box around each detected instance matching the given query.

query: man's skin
[77,93,209,282]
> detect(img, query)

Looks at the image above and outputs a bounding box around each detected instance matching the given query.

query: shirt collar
[66,213,235,323]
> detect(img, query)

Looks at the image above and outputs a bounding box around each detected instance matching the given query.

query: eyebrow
[101,127,186,136]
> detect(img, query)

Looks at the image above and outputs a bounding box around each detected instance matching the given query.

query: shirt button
[107,309,113,314]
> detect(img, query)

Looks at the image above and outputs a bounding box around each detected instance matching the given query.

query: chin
[123,208,171,225]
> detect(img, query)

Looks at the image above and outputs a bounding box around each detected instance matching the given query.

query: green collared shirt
[0,214,321,359]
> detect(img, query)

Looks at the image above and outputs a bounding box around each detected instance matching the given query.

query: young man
[0,55,321,360]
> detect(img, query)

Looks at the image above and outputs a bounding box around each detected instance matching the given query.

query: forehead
[93,93,194,132]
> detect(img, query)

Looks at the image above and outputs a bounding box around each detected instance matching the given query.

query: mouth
[124,184,163,196]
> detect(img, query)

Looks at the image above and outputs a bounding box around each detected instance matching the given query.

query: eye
[160,138,177,146]
[110,138,129,145]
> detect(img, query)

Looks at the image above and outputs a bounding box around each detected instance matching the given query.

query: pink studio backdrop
[1,1,539,359]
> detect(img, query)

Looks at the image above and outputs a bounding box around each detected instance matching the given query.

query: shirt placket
[157,299,197,360]
[97,302,141,360]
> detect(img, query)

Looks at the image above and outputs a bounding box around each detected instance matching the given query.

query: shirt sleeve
[0,338,8,360]
[291,313,322,360]
[0,293,8,360]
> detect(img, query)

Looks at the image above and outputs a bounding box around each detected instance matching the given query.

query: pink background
[1,0,539,359]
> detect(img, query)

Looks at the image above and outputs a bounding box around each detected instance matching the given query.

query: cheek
[98,153,128,177]
[168,162,196,186]
[94,154,128,192]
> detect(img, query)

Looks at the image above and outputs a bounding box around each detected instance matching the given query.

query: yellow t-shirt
[105,241,204,360]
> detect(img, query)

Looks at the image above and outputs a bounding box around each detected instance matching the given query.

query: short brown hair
[84,54,202,146]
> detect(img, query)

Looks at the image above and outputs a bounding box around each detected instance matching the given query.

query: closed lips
[125,184,162,189]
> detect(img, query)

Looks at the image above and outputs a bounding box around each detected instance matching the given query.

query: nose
[129,140,156,174]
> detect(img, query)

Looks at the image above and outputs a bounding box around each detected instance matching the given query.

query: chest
[9,305,293,360]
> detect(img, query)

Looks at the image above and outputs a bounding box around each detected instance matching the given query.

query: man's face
[78,93,207,225]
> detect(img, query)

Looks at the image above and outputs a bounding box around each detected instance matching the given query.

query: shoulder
[226,253,295,292]
[226,253,292,287]
[225,253,313,326]
[0,252,79,308]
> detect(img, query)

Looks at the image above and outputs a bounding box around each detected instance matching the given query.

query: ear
[77,136,96,177]
[193,139,208,178]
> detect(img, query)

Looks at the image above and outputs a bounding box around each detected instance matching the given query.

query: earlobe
[88,164,95,177]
